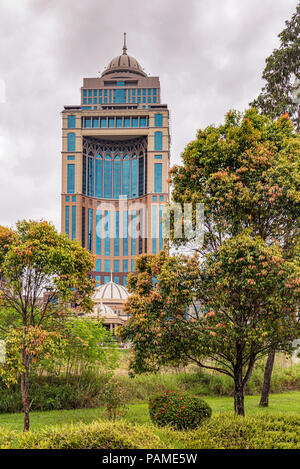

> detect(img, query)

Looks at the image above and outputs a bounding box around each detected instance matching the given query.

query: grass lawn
[0,391,299,432]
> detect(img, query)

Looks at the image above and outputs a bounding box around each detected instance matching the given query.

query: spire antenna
[122,32,127,55]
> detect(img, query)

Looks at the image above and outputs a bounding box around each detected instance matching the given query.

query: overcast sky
[0,0,297,230]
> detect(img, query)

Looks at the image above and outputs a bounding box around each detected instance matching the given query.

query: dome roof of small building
[86,302,115,319]
[101,33,146,78]
[93,278,130,301]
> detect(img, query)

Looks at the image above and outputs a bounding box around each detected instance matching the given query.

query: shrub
[103,378,128,421]
[149,390,212,430]
[8,421,166,449]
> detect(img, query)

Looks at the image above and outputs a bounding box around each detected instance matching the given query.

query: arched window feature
[95,154,103,198]
[154,131,162,151]
[122,155,130,198]
[67,133,75,152]
[113,156,121,199]
[104,155,112,198]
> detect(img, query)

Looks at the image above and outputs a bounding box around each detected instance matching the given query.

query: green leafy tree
[0,220,94,431]
[169,108,300,405]
[38,317,119,376]
[120,236,299,416]
[250,3,300,125]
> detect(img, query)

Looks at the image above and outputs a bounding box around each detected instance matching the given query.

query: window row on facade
[82,88,158,105]
[68,113,163,129]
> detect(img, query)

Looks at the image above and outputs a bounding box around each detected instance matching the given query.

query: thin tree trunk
[234,368,245,416]
[259,351,275,407]
[21,349,30,432]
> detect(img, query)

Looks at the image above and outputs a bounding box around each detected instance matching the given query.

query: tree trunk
[259,351,275,407]
[21,350,30,432]
[234,368,245,416]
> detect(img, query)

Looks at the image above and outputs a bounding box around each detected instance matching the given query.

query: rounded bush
[149,390,212,430]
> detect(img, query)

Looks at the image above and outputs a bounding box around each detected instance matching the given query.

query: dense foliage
[121,235,299,415]
[149,390,211,430]
[0,220,95,430]
[250,3,300,123]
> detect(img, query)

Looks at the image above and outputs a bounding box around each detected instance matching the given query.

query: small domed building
[90,275,130,333]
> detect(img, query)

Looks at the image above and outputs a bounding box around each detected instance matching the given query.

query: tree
[0,220,94,431]
[120,235,299,416]
[250,3,300,126]
[169,108,300,405]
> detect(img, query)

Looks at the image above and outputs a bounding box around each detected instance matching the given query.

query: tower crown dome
[101,33,146,78]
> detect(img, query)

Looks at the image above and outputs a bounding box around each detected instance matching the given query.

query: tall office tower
[61,34,170,286]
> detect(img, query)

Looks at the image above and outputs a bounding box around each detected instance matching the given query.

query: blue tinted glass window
[124,117,130,128]
[68,155,75,160]
[154,163,162,193]
[72,206,76,240]
[67,133,75,152]
[113,157,121,199]
[67,164,75,194]
[153,97,157,103]
[104,276,110,284]
[96,259,101,271]
[114,211,120,256]
[95,157,103,198]
[154,131,162,151]
[83,90,87,97]
[100,118,107,128]
[131,158,138,198]
[140,117,147,127]
[104,260,110,273]
[153,88,157,95]
[155,155,162,159]
[132,117,138,128]
[104,210,110,256]
[96,210,101,255]
[123,260,128,272]
[108,117,115,128]
[95,275,101,287]
[88,157,94,196]
[65,206,70,237]
[117,81,125,86]
[122,158,130,197]
[93,118,99,128]
[155,114,163,127]
[123,211,128,256]
[114,276,119,284]
[88,90,92,96]
[104,157,112,198]
[159,205,163,251]
[116,117,122,128]
[85,117,91,128]
[88,209,93,252]
[131,259,135,271]
[68,115,76,128]
[152,205,157,254]
[131,210,136,256]
[83,98,87,104]
[66,196,70,202]
[123,276,128,286]
[114,260,120,272]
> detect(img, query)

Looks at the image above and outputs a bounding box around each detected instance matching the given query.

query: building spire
[122,32,127,55]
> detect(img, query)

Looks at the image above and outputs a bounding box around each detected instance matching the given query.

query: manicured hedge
[149,391,212,429]
[0,413,300,448]
[0,420,166,449]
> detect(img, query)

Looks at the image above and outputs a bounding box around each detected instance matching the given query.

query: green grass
[1,391,299,432]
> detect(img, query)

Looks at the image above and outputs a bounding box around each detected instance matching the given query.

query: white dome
[86,302,115,319]
[93,280,129,301]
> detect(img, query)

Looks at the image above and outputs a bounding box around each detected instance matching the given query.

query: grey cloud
[0,0,297,229]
